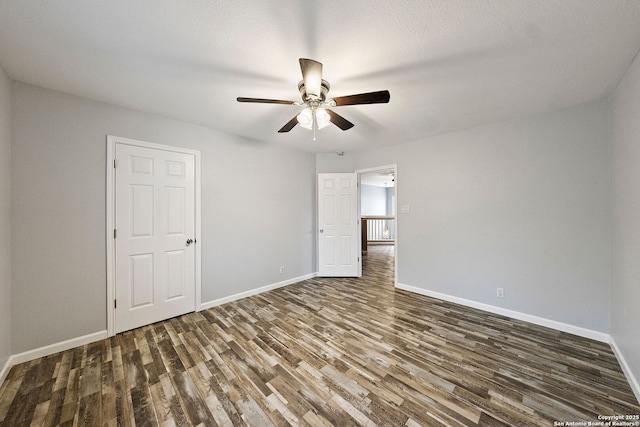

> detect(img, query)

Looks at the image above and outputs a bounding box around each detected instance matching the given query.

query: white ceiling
[1,1,639,154]
[361,170,395,188]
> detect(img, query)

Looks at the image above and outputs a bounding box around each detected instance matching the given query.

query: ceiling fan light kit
[297,107,330,131]
[237,58,390,141]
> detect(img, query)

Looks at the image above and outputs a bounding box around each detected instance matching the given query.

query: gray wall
[361,184,387,216]
[11,82,316,353]
[386,187,395,216]
[0,66,11,369]
[5,71,635,387]
[610,51,640,388]
[3,66,637,391]
[319,100,611,332]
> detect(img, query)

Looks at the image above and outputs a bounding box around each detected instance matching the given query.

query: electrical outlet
[279,266,285,274]
[496,288,504,298]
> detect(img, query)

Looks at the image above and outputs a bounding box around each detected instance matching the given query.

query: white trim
[199,273,317,311]
[355,164,397,175]
[106,136,115,336]
[0,357,12,386]
[0,331,108,385]
[1,284,636,408]
[609,336,640,404]
[395,283,610,343]
[106,135,202,336]
[396,283,640,401]
[357,173,362,277]
[356,164,398,286]
[1,271,315,384]
[194,153,202,310]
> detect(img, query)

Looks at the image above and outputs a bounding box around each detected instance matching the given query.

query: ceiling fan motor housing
[298,79,330,102]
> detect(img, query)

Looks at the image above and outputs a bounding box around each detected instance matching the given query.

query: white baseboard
[395,283,610,343]
[0,330,108,386]
[395,283,640,402]
[609,337,640,404]
[2,281,638,407]
[1,274,319,386]
[0,356,11,387]
[199,272,318,311]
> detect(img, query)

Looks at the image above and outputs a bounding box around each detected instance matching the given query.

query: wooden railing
[361,216,395,254]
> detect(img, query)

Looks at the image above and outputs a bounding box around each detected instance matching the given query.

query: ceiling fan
[237,58,390,140]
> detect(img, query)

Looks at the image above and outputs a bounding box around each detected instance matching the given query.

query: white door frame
[106,135,202,337]
[355,164,398,286]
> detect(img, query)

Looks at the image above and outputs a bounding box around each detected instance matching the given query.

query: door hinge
[113,159,117,168]
[114,229,117,239]
[114,299,117,309]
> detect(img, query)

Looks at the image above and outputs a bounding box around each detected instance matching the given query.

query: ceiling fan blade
[237,97,296,105]
[326,109,355,131]
[299,58,323,99]
[278,115,299,133]
[331,90,390,106]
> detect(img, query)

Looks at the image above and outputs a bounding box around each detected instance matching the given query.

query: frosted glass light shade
[316,108,330,129]
[297,108,313,129]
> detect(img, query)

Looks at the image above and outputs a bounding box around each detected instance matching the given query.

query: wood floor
[1,246,638,426]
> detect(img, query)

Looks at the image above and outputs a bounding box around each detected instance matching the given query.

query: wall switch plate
[497,288,504,298]
[401,205,410,214]
[279,266,285,274]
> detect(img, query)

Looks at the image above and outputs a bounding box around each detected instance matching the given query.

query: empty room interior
[1,1,640,426]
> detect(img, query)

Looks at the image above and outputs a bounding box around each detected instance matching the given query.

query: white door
[114,143,196,333]
[317,173,360,277]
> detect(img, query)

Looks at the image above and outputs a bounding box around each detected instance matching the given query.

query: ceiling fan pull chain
[313,112,317,141]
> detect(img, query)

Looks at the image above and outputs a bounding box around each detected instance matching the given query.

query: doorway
[106,136,202,335]
[356,165,397,285]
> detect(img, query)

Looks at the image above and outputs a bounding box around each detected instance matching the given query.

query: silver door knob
[186,239,193,246]
[319,229,324,233]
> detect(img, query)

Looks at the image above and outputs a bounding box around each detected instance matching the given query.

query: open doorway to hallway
[357,165,397,284]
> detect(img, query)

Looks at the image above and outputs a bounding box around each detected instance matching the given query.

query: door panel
[341,236,352,264]
[131,185,154,237]
[130,253,154,307]
[318,173,360,277]
[166,187,185,234]
[115,143,196,333]
[166,250,185,299]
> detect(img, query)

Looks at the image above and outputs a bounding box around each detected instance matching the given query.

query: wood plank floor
[1,245,638,426]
